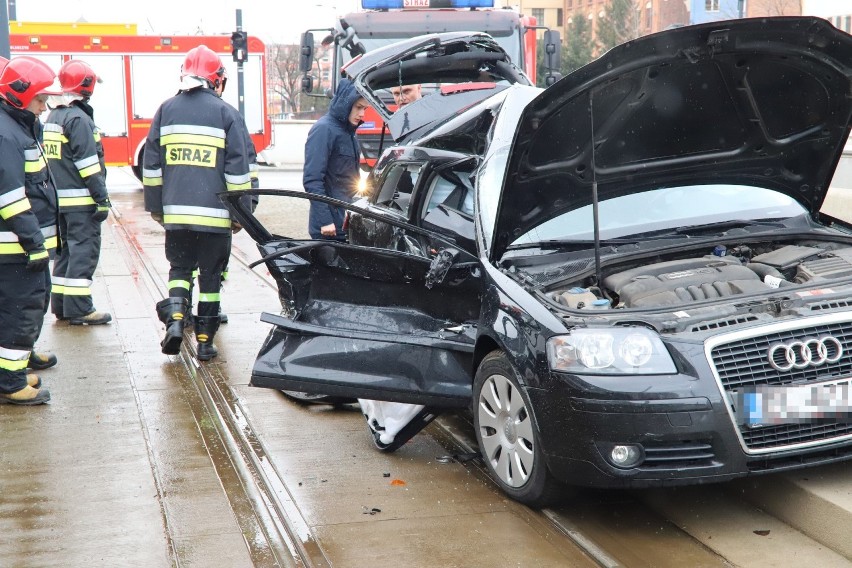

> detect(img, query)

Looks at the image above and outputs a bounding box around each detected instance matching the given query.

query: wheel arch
[131,140,146,181]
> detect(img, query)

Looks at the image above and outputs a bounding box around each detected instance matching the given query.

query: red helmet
[0,57,8,75]
[181,45,225,89]
[59,59,100,97]
[0,56,60,109]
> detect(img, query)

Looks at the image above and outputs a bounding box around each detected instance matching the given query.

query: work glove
[25,246,50,273]
[151,212,164,227]
[92,200,110,223]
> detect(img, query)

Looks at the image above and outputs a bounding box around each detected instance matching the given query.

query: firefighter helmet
[58,59,101,98]
[0,56,60,109]
[181,46,225,89]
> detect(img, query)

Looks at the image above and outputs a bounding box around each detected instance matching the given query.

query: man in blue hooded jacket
[303,79,369,240]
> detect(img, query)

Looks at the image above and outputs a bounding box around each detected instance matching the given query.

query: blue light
[361,0,494,9]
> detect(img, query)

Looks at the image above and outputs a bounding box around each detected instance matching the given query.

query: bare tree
[268,43,303,116]
[748,0,802,17]
[267,41,333,118]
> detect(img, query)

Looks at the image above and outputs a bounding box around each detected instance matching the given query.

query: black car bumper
[527,374,852,488]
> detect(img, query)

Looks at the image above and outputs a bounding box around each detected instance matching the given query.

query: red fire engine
[301,0,549,168]
[9,30,272,179]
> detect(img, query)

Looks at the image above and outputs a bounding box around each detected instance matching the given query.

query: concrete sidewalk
[4,182,852,568]
[0,190,596,568]
[0,201,261,566]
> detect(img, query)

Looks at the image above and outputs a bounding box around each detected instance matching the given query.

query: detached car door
[222,189,481,408]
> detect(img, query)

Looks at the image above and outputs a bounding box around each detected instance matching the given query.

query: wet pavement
[2,166,852,567]
[0,168,596,567]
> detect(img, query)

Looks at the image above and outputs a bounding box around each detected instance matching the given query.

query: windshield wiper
[508,220,791,252]
[672,219,788,236]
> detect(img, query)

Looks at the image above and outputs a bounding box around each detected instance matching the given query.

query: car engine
[549,243,852,309]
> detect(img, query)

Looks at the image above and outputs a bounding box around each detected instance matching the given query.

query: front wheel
[131,146,144,181]
[473,351,564,508]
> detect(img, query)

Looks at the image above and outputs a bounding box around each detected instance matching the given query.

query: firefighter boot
[28,351,57,370]
[195,315,220,361]
[157,298,190,355]
[0,385,51,405]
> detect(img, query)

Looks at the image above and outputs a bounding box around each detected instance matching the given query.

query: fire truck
[300,0,556,168]
[9,27,272,179]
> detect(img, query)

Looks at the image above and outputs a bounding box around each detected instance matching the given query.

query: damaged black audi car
[223,18,852,506]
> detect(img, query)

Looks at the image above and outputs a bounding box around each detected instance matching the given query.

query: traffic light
[231,31,248,63]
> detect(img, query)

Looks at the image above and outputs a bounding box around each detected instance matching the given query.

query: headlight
[356,171,370,196]
[546,327,677,375]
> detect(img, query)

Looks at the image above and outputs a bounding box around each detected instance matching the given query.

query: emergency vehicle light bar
[361,0,494,9]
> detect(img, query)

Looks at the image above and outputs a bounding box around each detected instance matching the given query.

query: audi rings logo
[767,336,844,372]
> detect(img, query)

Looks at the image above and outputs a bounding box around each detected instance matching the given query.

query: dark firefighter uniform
[0,101,58,398]
[44,100,110,320]
[142,86,254,359]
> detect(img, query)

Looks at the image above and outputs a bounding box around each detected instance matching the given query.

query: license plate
[731,379,852,428]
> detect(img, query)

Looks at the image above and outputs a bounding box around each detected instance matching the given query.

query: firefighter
[143,45,254,361]
[45,59,112,326]
[0,56,62,405]
[0,56,58,374]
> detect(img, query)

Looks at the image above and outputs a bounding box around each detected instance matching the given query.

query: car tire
[473,350,563,508]
[280,391,356,405]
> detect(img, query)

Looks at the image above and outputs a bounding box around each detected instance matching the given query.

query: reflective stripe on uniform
[163,215,230,229]
[42,224,58,250]
[142,167,163,186]
[74,155,102,178]
[43,123,64,135]
[163,204,230,228]
[42,131,67,142]
[93,131,102,142]
[57,188,96,207]
[52,276,92,296]
[0,187,30,220]
[160,124,225,139]
[168,279,191,291]
[160,123,226,149]
[199,292,221,303]
[0,345,30,372]
[0,230,25,254]
[225,172,252,191]
[24,151,47,173]
[41,127,64,160]
[0,226,56,255]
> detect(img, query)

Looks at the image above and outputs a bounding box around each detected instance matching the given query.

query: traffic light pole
[1,0,11,59]
[235,9,246,119]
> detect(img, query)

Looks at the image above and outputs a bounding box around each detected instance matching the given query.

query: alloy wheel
[476,373,535,488]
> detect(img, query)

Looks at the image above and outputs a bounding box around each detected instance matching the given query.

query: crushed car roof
[343,31,530,139]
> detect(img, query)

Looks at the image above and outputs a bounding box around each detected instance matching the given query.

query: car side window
[424,170,474,217]
[375,163,423,217]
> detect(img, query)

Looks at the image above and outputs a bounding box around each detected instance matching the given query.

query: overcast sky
[15,0,362,45]
[13,0,852,43]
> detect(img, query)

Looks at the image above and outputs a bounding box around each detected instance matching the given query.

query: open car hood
[493,17,852,261]
[343,31,530,139]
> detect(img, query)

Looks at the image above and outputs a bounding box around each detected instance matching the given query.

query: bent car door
[222,189,481,408]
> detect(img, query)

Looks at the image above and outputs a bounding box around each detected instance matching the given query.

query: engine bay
[544,242,852,310]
